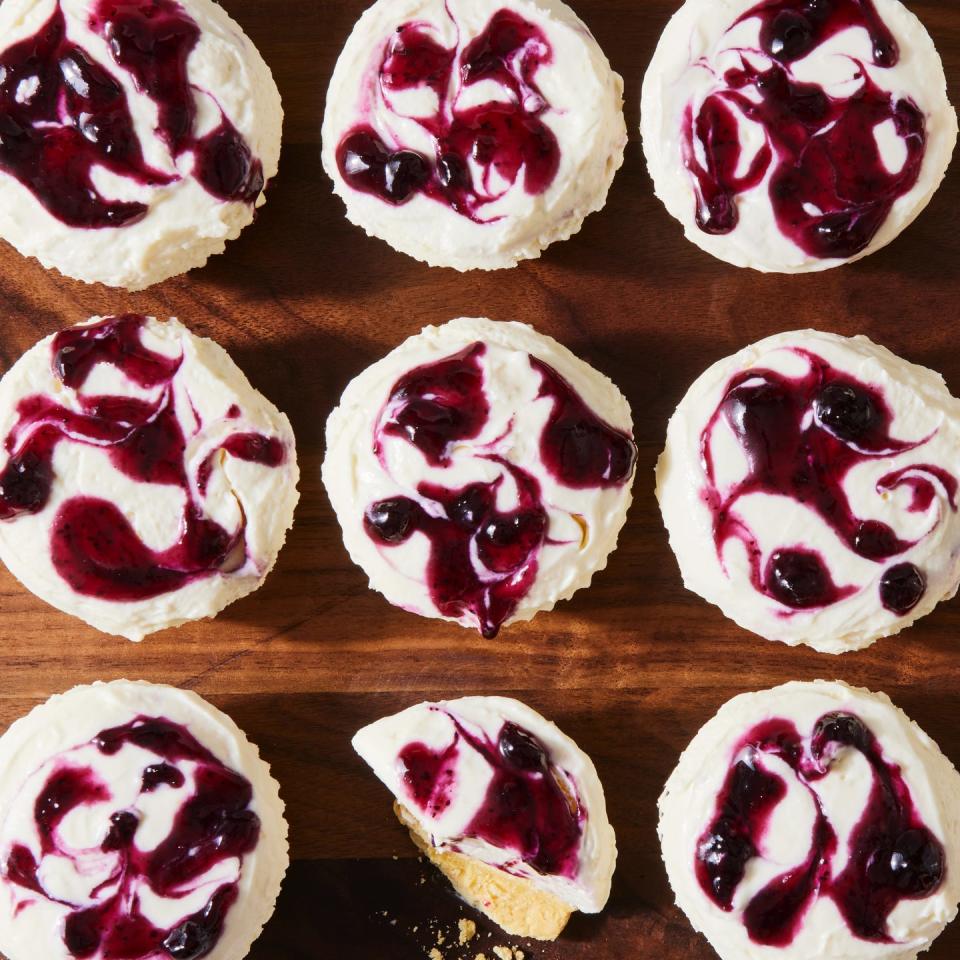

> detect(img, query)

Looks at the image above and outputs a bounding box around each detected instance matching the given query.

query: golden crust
[394,802,572,941]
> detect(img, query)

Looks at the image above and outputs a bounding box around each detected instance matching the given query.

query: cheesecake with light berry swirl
[641,0,956,272]
[322,317,636,638]
[0,681,288,960]
[658,330,960,652]
[0,315,299,640]
[353,696,616,939]
[659,681,960,960]
[321,0,626,270]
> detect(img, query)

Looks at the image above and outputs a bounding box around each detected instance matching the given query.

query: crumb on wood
[428,949,442,960]
[458,918,477,945]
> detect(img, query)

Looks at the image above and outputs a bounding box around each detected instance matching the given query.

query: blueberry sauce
[701,350,956,613]
[91,0,264,203]
[0,315,286,601]
[365,465,548,639]
[683,0,925,259]
[0,1,261,229]
[367,342,636,636]
[398,711,583,877]
[377,343,490,468]
[696,711,945,946]
[3,716,260,960]
[196,433,287,496]
[336,9,559,221]
[531,357,637,489]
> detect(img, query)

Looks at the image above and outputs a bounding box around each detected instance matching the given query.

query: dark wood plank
[0,0,959,958]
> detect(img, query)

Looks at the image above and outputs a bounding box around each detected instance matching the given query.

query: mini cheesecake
[323,317,636,638]
[0,0,282,290]
[658,330,960,652]
[660,681,960,960]
[353,696,617,939]
[641,0,957,272]
[322,0,627,270]
[0,315,299,640]
[0,681,288,960]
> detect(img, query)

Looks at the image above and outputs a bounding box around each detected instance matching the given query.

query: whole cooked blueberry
[64,907,102,957]
[0,451,53,517]
[765,549,830,608]
[812,711,870,756]
[163,920,211,960]
[812,211,873,257]
[879,562,925,615]
[764,10,815,61]
[383,150,430,203]
[340,130,389,178]
[498,722,548,772]
[364,498,417,544]
[101,810,139,851]
[814,381,879,441]
[886,829,944,894]
[438,153,469,190]
[449,486,489,529]
[852,520,899,560]
[721,378,790,471]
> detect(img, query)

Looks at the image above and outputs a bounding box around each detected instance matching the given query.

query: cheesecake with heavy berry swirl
[353,696,616,939]
[0,680,288,960]
[0,0,282,289]
[323,317,636,638]
[322,0,626,270]
[641,0,957,272]
[658,330,960,652]
[0,315,299,640]
[659,681,960,960]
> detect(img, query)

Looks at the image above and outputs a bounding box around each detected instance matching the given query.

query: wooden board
[0,0,959,957]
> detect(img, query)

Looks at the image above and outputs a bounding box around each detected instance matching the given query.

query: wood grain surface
[0,0,959,958]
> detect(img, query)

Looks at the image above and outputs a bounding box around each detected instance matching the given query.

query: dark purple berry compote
[676,0,932,261]
[334,7,560,221]
[0,712,262,959]
[352,697,619,910]
[698,343,957,625]
[399,710,584,878]
[694,705,946,947]
[0,0,264,229]
[353,329,636,638]
[0,315,290,624]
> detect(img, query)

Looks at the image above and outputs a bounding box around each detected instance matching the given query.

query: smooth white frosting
[321,0,626,270]
[0,680,288,960]
[657,330,960,653]
[0,316,300,641]
[640,0,957,272]
[659,680,960,960]
[353,695,617,914]
[322,317,635,634]
[0,0,282,290]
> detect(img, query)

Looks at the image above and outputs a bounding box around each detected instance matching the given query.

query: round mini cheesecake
[0,0,282,290]
[657,330,960,652]
[0,680,288,960]
[321,0,627,270]
[641,0,957,272]
[353,696,617,940]
[323,317,636,638]
[0,315,299,640]
[659,681,960,960]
